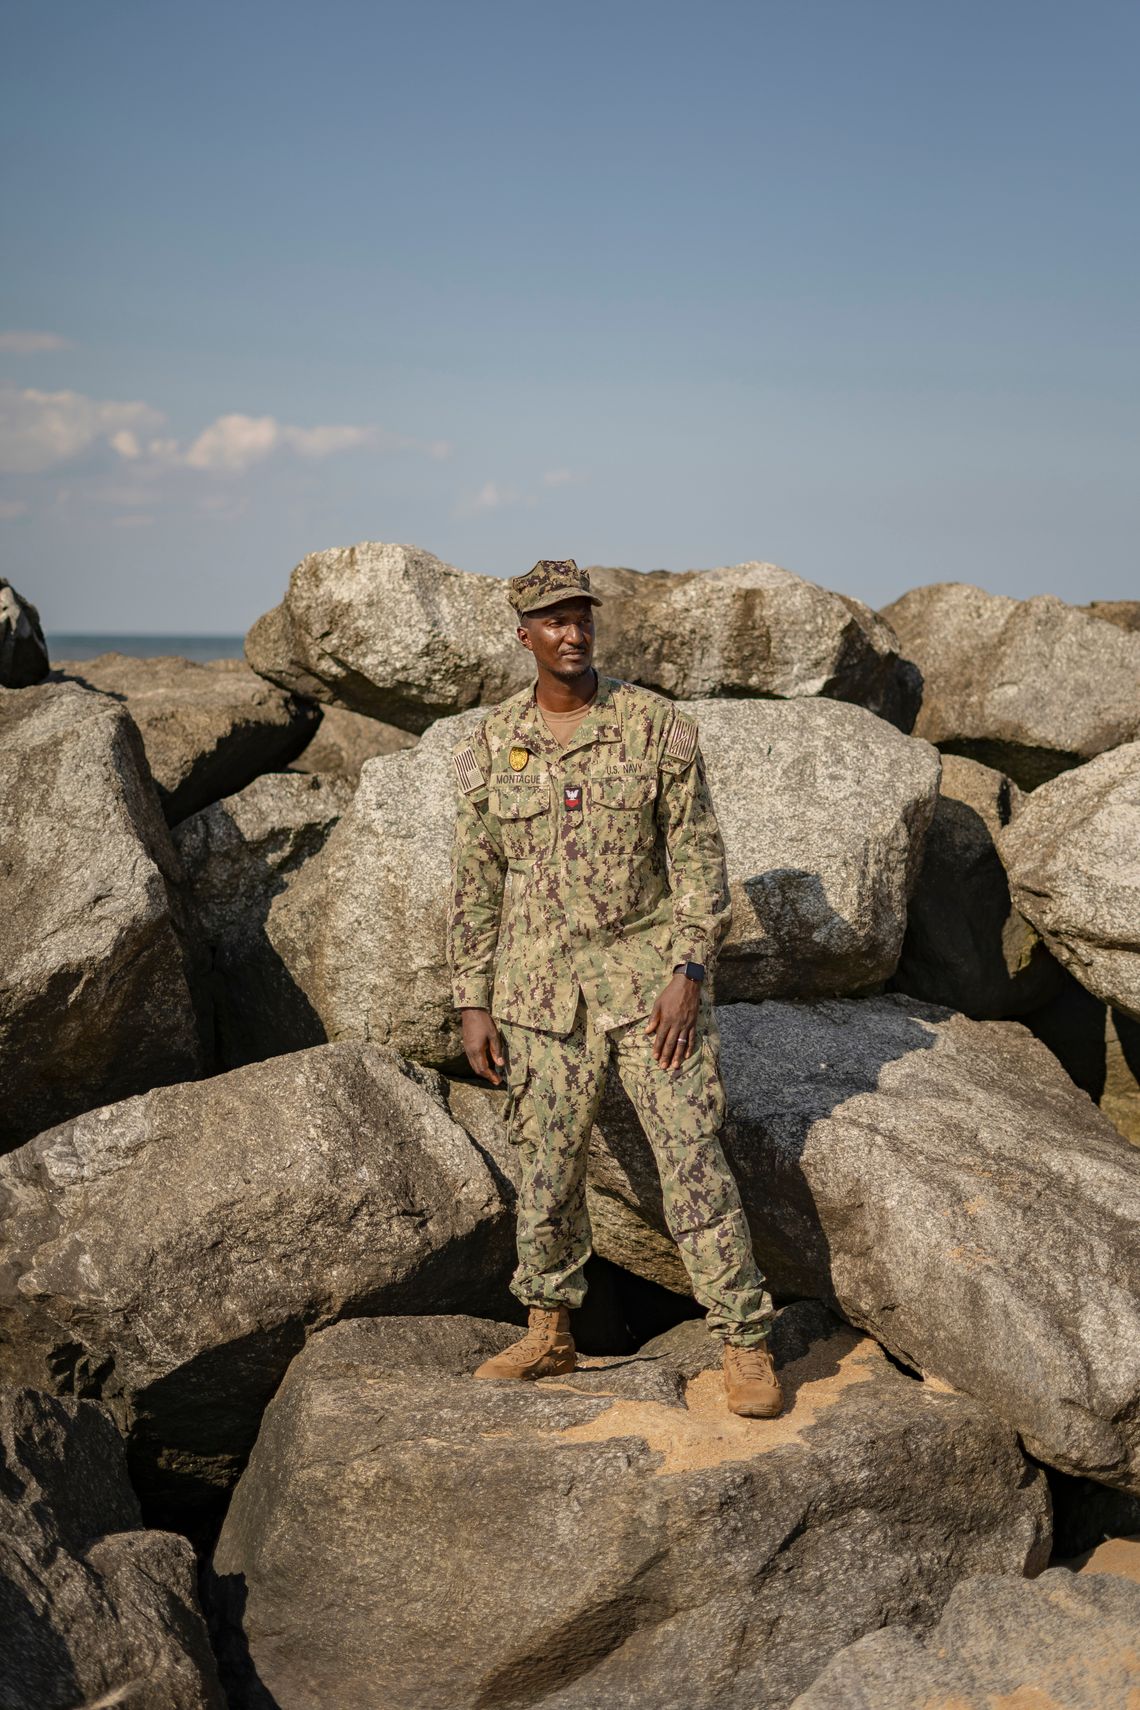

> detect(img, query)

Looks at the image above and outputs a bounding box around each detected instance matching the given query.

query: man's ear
[516,624,533,652]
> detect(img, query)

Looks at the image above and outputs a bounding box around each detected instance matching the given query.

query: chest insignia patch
[563,783,583,813]
[509,746,530,772]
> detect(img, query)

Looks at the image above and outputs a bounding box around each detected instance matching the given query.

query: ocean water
[48,634,245,663]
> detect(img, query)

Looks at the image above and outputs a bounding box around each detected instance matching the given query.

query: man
[447,559,782,1418]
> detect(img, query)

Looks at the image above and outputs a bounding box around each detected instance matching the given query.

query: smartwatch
[674,960,706,983]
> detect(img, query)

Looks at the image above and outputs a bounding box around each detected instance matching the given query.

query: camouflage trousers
[499,993,775,1348]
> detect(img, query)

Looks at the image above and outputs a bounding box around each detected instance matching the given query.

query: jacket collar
[507,672,623,761]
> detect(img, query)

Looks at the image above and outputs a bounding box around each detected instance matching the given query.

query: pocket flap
[593,771,657,810]
[491,785,551,820]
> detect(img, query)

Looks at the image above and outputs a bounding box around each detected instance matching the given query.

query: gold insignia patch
[509,746,530,772]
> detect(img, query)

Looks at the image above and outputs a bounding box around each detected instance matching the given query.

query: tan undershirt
[538,684,597,747]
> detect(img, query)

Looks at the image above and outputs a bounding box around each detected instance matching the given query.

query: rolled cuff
[453,975,493,1010]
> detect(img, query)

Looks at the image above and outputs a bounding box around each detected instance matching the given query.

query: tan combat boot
[473,1306,577,1381]
[723,1340,783,1418]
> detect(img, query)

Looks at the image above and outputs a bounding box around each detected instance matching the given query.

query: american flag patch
[665,712,698,768]
[452,742,485,795]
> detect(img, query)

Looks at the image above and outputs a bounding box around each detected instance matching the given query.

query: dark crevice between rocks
[1036,1461,1140,1563]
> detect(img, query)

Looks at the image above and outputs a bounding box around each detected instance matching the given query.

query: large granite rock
[207,1306,1048,1710]
[587,562,921,729]
[0,1044,514,1531]
[1,1387,223,1710]
[247,544,924,735]
[174,771,351,1067]
[52,653,320,823]
[999,742,1140,1022]
[881,583,1140,788]
[288,701,417,780]
[245,541,530,730]
[580,993,1140,1493]
[790,1567,1140,1710]
[698,698,940,1003]
[267,697,940,1065]
[889,752,1062,1017]
[0,682,206,1152]
[0,576,49,686]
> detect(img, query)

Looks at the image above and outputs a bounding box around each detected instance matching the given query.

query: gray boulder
[581,993,1140,1492]
[0,1044,514,1528]
[267,697,940,1065]
[246,544,924,735]
[52,652,320,823]
[999,742,1140,1022]
[697,697,940,1003]
[0,577,49,686]
[288,701,417,780]
[1,1387,223,1710]
[207,1305,1048,1710]
[245,541,529,729]
[790,1567,1140,1710]
[588,562,921,728]
[174,771,351,1067]
[890,752,1062,1017]
[881,582,1140,788]
[0,682,206,1152]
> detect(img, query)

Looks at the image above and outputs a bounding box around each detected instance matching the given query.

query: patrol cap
[507,559,603,616]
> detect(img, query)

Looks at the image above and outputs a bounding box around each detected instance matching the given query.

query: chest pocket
[490,783,553,863]
[591,770,658,854]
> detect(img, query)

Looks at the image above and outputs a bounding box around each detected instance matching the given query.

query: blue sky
[2,0,1137,633]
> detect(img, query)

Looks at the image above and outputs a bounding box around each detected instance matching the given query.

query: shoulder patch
[664,711,698,769]
[452,740,486,796]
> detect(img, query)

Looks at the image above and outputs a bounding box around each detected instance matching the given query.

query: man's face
[517,597,596,680]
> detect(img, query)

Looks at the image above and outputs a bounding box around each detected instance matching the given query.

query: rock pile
[3,547,1139,1705]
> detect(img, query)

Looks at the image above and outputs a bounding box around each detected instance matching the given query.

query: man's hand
[645,969,701,1072]
[461,1007,506,1085]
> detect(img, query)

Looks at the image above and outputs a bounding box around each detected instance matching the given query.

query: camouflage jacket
[447,674,731,1034]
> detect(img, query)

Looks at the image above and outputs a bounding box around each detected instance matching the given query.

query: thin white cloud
[0,330,71,353]
[183,413,283,472]
[0,387,164,474]
[472,481,513,512]
[542,467,581,487]
[0,498,29,520]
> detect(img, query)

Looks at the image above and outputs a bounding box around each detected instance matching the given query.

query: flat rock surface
[881,582,1140,788]
[582,993,1140,1493]
[52,652,320,822]
[1,1386,223,1710]
[0,681,206,1151]
[790,1567,1140,1710]
[0,576,49,686]
[890,752,1062,1017]
[207,1304,1048,1710]
[1000,741,1140,1022]
[0,1043,514,1530]
[588,562,920,727]
[174,771,351,1067]
[245,540,529,729]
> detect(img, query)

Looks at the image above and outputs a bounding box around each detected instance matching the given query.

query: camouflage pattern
[447,675,730,1032]
[506,559,604,615]
[447,671,772,1345]
[501,995,775,1347]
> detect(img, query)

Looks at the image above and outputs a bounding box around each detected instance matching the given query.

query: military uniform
[447,566,774,1349]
